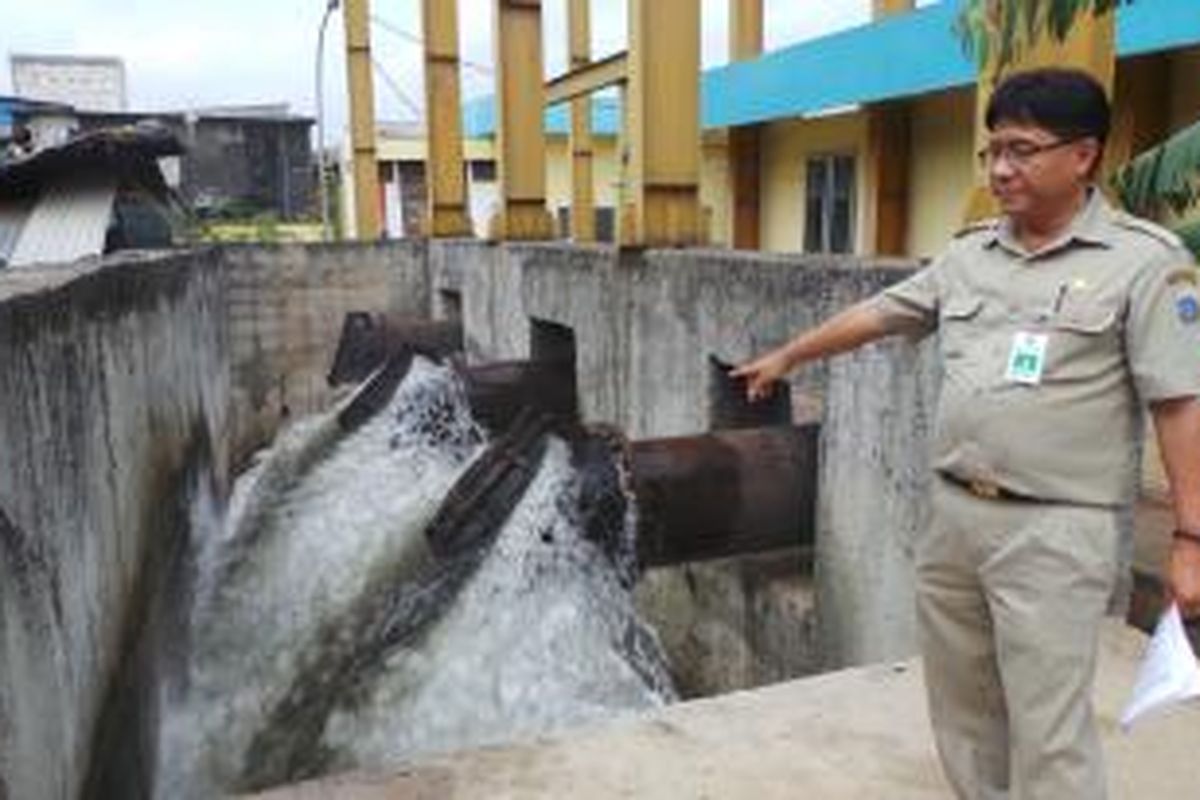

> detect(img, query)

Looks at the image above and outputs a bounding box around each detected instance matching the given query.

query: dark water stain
[81,422,217,800]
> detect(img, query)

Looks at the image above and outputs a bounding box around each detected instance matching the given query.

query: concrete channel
[0,240,1184,798]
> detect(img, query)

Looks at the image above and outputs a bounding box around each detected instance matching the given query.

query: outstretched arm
[731,300,892,402]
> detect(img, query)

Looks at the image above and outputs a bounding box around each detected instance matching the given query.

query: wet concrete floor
[248,620,1200,799]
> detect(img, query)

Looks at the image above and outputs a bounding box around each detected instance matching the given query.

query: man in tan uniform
[735,68,1200,799]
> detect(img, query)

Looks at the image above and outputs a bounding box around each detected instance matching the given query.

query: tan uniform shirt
[870,191,1200,506]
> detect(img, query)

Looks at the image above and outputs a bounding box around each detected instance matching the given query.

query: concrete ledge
[247,621,1200,799]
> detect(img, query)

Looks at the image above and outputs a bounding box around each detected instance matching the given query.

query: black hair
[985,68,1111,145]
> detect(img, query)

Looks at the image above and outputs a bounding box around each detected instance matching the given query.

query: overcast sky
[0,0,938,142]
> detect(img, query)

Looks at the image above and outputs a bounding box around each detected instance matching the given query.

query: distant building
[10,54,126,113]
[0,124,185,268]
[3,99,315,221]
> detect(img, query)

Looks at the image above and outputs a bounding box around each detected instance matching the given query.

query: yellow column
[1105,53,1169,176]
[872,0,912,16]
[964,9,1117,223]
[343,0,382,240]
[729,0,763,250]
[422,0,472,237]
[568,0,596,242]
[865,0,913,256]
[625,0,702,247]
[491,0,555,240]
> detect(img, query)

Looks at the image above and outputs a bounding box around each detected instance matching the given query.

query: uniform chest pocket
[939,297,984,359]
[1044,304,1120,378]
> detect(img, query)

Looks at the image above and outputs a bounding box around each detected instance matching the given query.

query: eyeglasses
[976,137,1082,169]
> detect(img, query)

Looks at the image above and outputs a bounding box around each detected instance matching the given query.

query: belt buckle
[968,479,1001,500]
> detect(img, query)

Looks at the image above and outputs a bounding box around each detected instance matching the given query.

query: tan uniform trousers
[918,477,1121,800]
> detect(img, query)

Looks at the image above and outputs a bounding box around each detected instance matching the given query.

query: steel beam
[569,0,596,241]
[343,0,382,240]
[964,8,1116,223]
[730,0,763,62]
[422,0,473,237]
[728,0,763,250]
[491,0,555,240]
[545,52,629,106]
[624,0,703,246]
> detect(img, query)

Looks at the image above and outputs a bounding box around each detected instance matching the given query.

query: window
[555,206,617,243]
[468,160,496,183]
[804,154,855,254]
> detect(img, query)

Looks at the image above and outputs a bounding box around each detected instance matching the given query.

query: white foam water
[321,436,675,772]
[153,357,674,798]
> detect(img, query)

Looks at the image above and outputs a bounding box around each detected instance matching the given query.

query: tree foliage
[1112,119,1200,219]
[954,0,1131,73]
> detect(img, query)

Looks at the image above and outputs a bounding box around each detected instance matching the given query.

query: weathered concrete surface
[0,251,230,800]
[437,239,927,682]
[818,336,938,667]
[0,242,435,799]
[222,241,429,463]
[248,621,1199,800]
[634,550,818,696]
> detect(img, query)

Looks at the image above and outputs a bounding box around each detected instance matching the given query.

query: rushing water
[153,358,675,798]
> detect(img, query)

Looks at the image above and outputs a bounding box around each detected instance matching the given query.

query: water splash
[154,357,674,798]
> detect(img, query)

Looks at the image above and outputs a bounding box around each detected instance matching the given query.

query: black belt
[938,472,1044,503]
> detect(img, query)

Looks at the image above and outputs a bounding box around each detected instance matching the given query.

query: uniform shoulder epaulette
[953,218,998,239]
[1111,211,1185,250]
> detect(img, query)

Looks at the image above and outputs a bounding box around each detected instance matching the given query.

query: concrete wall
[0,241,433,799]
[0,236,934,797]
[222,241,429,463]
[0,252,230,800]
[433,239,930,678]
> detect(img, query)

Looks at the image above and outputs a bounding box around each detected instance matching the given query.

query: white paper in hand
[1120,604,1200,731]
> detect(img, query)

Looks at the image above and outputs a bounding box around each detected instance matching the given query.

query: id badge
[1005,332,1048,385]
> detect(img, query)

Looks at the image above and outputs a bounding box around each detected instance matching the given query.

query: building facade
[345,0,1200,257]
[10,54,126,113]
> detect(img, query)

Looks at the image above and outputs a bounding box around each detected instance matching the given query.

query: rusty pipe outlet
[327,312,463,386]
[462,358,578,433]
[629,425,818,568]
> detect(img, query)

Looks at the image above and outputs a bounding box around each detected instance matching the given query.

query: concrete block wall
[222,241,429,463]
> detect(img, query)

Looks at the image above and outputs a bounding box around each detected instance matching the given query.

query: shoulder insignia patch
[1112,212,1185,249]
[1166,267,1200,287]
[1177,294,1199,325]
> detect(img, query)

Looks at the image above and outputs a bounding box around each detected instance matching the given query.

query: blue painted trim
[703,1,973,128]
[465,0,1200,135]
[463,94,621,138]
[1118,0,1200,57]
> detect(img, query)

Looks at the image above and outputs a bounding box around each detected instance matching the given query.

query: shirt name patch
[1006,332,1048,385]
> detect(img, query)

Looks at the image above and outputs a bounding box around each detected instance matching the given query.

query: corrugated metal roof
[8,177,114,267]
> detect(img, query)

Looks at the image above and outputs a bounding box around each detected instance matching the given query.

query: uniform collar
[985,188,1116,258]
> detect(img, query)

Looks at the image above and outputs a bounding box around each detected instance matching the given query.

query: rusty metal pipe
[462,358,578,433]
[327,312,463,386]
[629,425,818,568]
